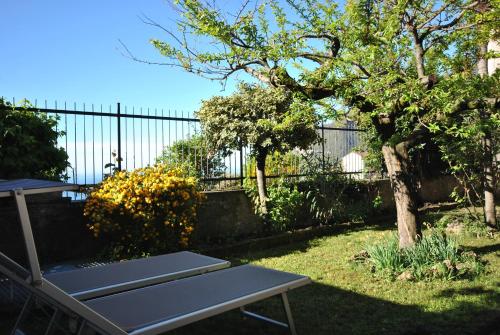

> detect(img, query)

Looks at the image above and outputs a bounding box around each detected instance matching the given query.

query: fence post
[117,102,122,171]
[239,140,244,187]
[321,120,325,172]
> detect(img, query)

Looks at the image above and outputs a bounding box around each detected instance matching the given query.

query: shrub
[267,179,305,232]
[297,154,372,224]
[244,151,303,178]
[84,164,205,259]
[0,98,69,180]
[244,152,374,230]
[244,177,305,232]
[431,213,490,237]
[156,134,226,179]
[363,231,484,281]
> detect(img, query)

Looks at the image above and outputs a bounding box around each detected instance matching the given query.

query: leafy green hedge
[0,98,68,180]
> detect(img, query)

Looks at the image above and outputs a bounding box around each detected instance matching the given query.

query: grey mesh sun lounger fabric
[44,252,230,300]
[84,264,311,334]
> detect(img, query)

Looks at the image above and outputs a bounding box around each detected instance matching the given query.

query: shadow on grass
[466,243,500,255]
[167,281,500,335]
[1,278,498,335]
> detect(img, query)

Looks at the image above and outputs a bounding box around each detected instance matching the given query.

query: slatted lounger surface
[84,264,311,334]
[44,252,230,300]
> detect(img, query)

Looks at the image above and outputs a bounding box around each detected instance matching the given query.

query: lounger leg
[240,306,289,329]
[239,294,298,335]
[10,293,33,335]
[281,293,297,335]
[44,309,60,335]
[76,320,87,335]
[13,189,42,286]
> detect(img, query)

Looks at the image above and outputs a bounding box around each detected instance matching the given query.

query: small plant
[84,164,205,259]
[360,230,484,281]
[298,154,370,224]
[244,177,305,232]
[365,237,405,276]
[372,193,383,210]
[103,150,122,179]
[430,213,490,237]
[267,179,305,232]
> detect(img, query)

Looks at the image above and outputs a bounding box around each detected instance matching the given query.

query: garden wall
[372,175,467,211]
[0,194,101,267]
[0,176,494,265]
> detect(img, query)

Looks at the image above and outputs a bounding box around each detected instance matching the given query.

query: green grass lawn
[2,209,499,335]
[170,220,500,334]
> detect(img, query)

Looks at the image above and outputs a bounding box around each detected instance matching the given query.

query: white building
[341,152,365,179]
[488,40,499,75]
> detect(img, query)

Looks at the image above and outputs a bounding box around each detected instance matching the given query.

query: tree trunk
[382,144,421,248]
[478,43,497,228]
[255,148,268,215]
[483,133,497,228]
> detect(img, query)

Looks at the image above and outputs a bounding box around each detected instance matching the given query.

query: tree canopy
[197,83,319,213]
[145,0,499,246]
[197,83,318,156]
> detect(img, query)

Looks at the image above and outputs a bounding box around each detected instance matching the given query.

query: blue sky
[0,0,244,112]
[0,0,342,186]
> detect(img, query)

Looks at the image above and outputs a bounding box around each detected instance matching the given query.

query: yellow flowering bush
[84,164,205,258]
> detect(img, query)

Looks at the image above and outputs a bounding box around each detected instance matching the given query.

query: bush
[267,179,305,232]
[244,151,303,178]
[362,231,484,281]
[244,152,376,230]
[297,154,373,224]
[84,165,205,259]
[156,134,226,179]
[0,98,69,180]
[430,213,490,237]
[244,178,305,232]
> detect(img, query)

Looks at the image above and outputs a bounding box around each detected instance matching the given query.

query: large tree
[196,83,318,214]
[427,1,498,228]
[142,0,499,247]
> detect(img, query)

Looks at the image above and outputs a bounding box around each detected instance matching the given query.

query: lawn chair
[0,179,311,335]
[44,251,230,300]
[0,179,230,299]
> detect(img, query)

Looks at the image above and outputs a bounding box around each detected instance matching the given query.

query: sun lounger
[1,179,311,335]
[0,179,229,299]
[84,264,310,334]
[44,251,230,300]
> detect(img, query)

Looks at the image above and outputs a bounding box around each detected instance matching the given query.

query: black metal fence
[9,100,366,192]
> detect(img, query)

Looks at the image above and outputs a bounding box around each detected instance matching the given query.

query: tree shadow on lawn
[0,277,497,335]
[465,243,500,256]
[168,281,499,335]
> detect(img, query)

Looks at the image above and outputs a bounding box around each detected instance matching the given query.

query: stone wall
[0,193,103,267]
[195,190,261,243]
[372,175,464,211]
[0,176,495,265]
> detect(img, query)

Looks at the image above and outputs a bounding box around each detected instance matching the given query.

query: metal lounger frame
[0,183,127,334]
